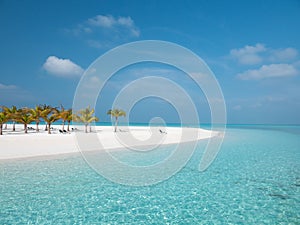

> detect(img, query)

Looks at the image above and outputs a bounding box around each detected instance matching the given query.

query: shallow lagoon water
[1,126,299,224]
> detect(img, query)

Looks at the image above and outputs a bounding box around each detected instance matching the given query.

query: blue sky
[0,0,300,124]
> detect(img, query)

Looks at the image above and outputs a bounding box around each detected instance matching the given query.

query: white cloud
[0,83,17,90]
[230,43,266,65]
[118,17,134,26]
[269,48,298,62]
[237,64,298,80]
[230,44,299,65]
[66,15,140,49]
[43,56,84,78]
[88,15,115,27]
[87,15,140,37]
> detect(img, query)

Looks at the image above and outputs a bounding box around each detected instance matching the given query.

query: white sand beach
[0,124,217,160]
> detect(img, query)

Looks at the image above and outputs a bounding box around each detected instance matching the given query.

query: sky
[0,0,300,124]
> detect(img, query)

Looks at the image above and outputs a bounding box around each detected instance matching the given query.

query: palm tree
[30,105,43,132]
[15,108,34,134]
[76,106,99,133]
[0,111,10,135]
[107,109,126,132]
[2,105,19,131]
[65,109,73,132]
[59,105,70,131]
[40,104,52,131]
[41,106,60,134]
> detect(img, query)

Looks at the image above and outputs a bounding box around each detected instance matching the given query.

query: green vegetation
[30,105,43,132]
[65,109,73,132]
[0,111,10,135]
[107,109,126,132]
[0,105,102,135]
[75,106,99,133]
[14,108,35,134]
[58,105,69,132]
[40,105,60,134]
[2,105,19,131]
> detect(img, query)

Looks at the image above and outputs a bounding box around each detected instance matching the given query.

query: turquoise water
[1,126,299,224]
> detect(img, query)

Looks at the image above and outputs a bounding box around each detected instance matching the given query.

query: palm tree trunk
[67,122,70,132]
[0,124,2,135]
[62,121,65,131]
[114,117,118,132]
[13,121,15,131]
[4,124,7,129]
[48,123,51,134]
[36,122,39,132]
[85,124,88,133]
[24,124,28,133]
[89,125,92,132]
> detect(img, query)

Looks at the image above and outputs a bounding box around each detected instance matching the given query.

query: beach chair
[159,129,167,134]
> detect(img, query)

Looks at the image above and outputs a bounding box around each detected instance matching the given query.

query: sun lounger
[159,129,167,134]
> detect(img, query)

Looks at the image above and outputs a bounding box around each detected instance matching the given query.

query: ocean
[1,125,299,224]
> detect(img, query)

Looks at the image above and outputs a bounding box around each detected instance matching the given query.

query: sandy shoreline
[0,124,217,160]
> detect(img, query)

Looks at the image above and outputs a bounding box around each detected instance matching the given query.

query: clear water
[1,126,299,224]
